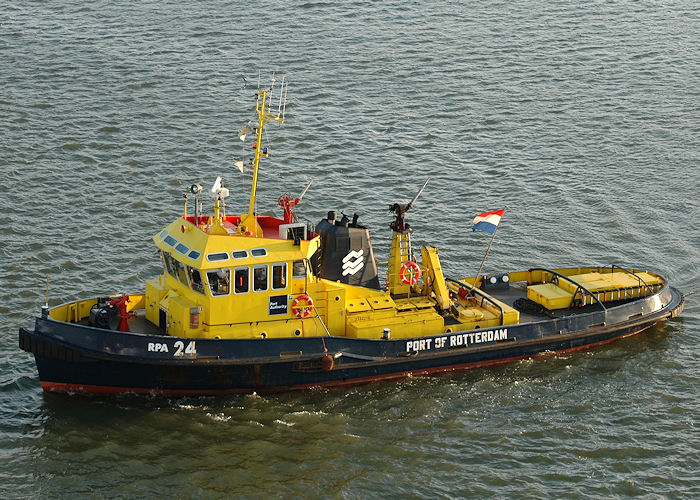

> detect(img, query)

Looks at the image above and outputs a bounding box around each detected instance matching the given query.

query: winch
[89,294,132,331]
[89,297,120,330]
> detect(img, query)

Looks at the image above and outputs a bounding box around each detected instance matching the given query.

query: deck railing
[609,265,654,295]
[528,268,607,311]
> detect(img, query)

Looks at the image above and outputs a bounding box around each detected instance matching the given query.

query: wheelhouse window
[292,260,306,279]
[251,248,267,257]
[206,269,230,296]
[234,267,249,294]
[175,243,189,255]
[173,258,189,286]
[272,263,287,290]
[161,252,176,277]
[159,250,168,273]
[207,252,229,262]
[164,235,177,247]
[253,265,268,292]
[232,250,248,259]
[187,266,205,295]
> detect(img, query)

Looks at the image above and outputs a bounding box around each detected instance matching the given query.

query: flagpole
[471,206,506,294]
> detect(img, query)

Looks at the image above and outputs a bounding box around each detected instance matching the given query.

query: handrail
[528,268,607,311]
[445,277,505,325]
[610,265,653,295]
[313,305,332,336]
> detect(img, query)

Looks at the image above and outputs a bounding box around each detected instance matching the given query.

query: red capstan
[278,194,301,224]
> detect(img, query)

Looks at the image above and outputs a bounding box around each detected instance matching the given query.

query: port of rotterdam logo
[342,249,364,276]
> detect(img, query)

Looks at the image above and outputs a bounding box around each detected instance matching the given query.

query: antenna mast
[241,75,288,236]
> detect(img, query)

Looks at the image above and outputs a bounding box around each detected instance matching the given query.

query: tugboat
[19,79,685,395]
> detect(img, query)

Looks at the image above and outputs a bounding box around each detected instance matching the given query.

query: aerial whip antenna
[407,177,430,211]
[241,73,288,236]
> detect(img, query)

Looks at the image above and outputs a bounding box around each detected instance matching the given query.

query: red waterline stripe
[40,325,655,396]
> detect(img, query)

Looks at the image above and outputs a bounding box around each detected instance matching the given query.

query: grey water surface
[1,1,699,498]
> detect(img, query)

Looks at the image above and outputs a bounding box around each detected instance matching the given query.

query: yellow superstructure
[145,204,525,340]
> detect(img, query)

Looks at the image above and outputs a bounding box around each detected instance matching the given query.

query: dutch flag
[472,208,505,235]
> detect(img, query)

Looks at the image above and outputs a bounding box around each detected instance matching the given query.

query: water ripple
[2,0,699,497]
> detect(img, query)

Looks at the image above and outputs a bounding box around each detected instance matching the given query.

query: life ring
[292,294,314,318]
[400,262,421,285]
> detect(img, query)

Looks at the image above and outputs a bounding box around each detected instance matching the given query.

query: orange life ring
[400,262,421,285]
[292,294,314,318]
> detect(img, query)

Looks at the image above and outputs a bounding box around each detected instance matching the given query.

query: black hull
[20,286,684,395]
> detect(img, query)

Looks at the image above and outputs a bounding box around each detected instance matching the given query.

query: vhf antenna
[244,73,289,236]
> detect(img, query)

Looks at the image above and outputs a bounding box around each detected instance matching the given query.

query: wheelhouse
[146,216,321,339]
